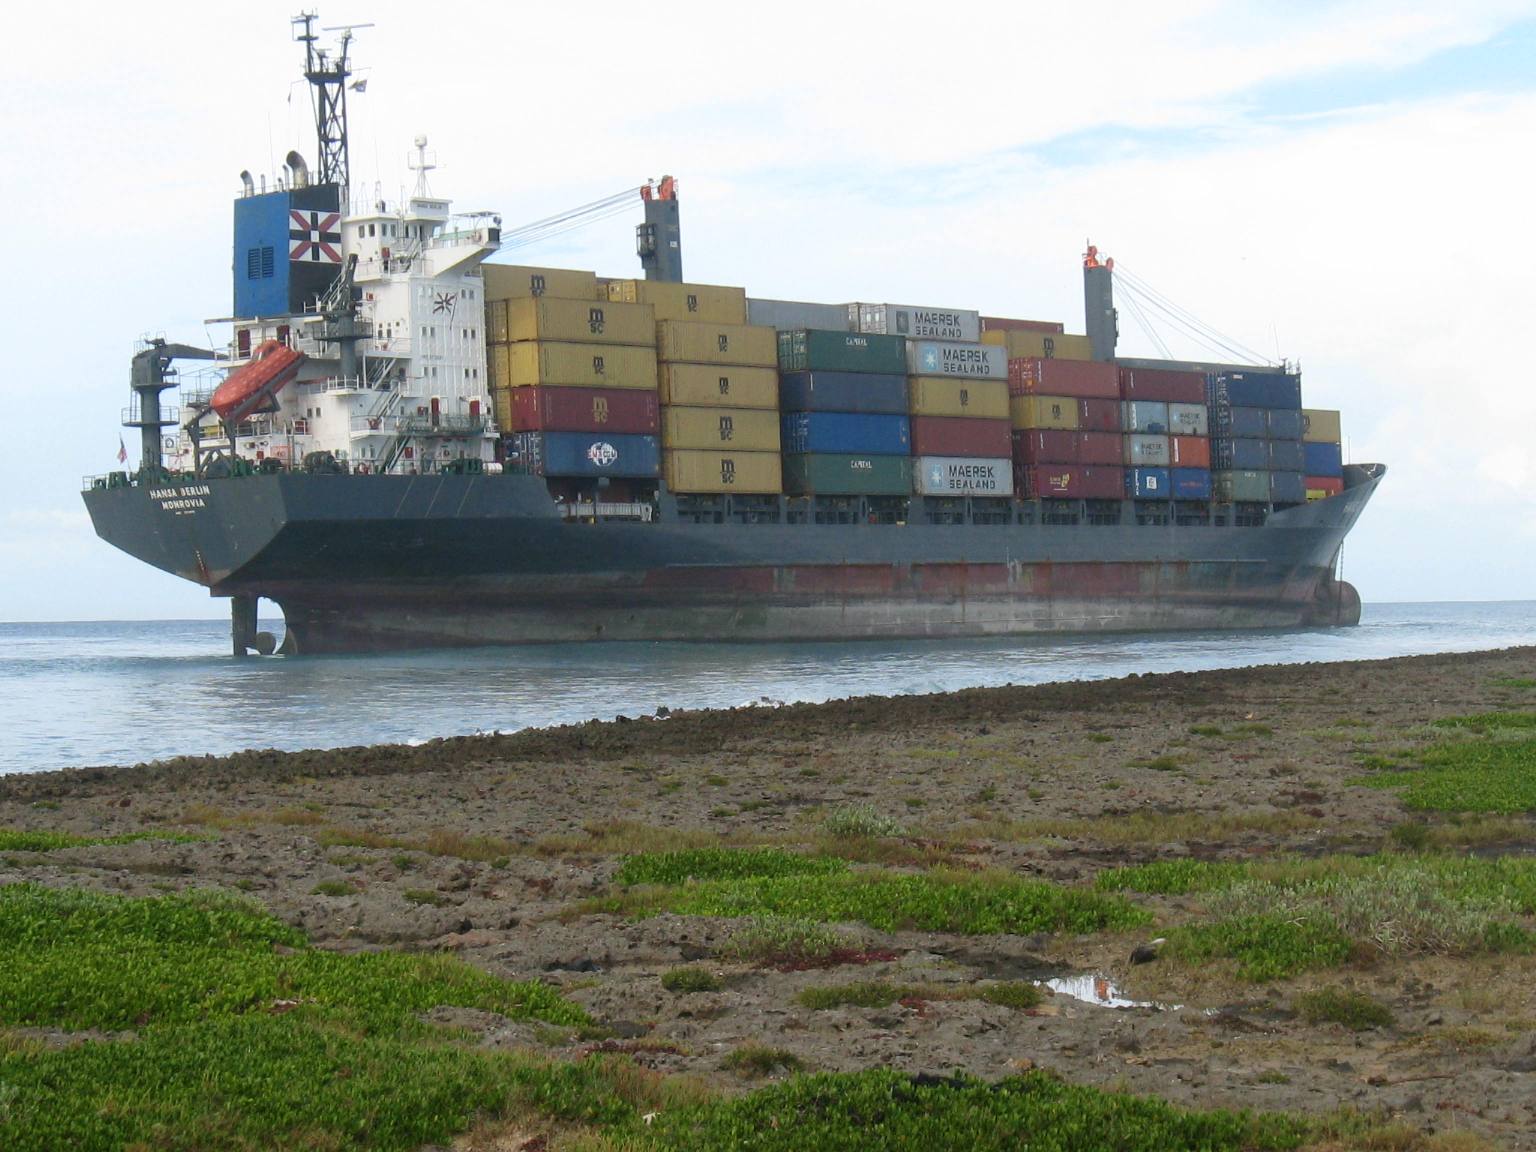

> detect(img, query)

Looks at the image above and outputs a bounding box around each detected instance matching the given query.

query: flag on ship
[117,436,128,464]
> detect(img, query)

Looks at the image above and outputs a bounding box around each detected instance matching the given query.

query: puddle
[1041,974,1178,1010]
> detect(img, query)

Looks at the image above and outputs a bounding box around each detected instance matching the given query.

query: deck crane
[494,176,683,282]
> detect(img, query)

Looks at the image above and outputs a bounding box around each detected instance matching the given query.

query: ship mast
[292,11,358,191]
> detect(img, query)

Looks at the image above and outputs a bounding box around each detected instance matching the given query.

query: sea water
[1,602,1533,775]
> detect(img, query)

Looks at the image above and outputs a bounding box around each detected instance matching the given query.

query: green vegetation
[1362,712,1536,813]
[310,879,354,897]
[718,917,853,966]
[615,848,844,887]
[1490,677,1536,689]
[1169,916,1354,981]
[403,888,450,907]
[660,967,724,994]
[796,980,1042,1012]
[721,1044,803,1078]
[1295,987,1395,1031]
[0,828,208,852]
[822,804,905,839]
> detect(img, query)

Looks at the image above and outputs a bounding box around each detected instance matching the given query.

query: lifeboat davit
[210,340,306,420]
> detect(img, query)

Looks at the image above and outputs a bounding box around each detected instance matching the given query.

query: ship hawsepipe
[83,464,1382,654]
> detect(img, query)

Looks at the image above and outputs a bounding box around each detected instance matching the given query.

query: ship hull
[83,470,1380,653]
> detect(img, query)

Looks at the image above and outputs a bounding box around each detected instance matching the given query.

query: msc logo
[592,397,610,423]
[959,387,970,407]
[718,415,735,442]
[592,355,606,376]
[720,458,736,485]
[717,375,731,395]
[587,441,619,468]
[530,274,546,297]
[686,293,699,313]
[1043,336,1056,359]
[1050,402,1064,420]
[717,334,729,353]
[588,307,606,335]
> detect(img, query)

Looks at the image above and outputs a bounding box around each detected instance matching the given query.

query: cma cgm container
[908,340,1008,379]
[1168,403,1208,436]
[1009,358,1118,398]
[909,415,1011,458]
[503,386,658,435]
[779,371,907,415]
[778,329,907,375]
[1271,471,1306,504]
[747,298,849,331]
[1126,467,1171,500]
[1124,434,1171,467]
[913,456,1012,496]
[1017,465,1125,499]
[1211,370,1302,410]
[505,431,660,478]
[658,364,778,409]
[782,453,913,496]
[664,450,781,493]
[1171,467,1213,500]
[1302,409,1342,443]
[1119,367,1205,404]
[1268,440,1305,473]
[852,303,981,342]
[661,407,781,452]
[908,376,1009,420]
[1304,441,1344,476]
[781,411,911,455]
[1122,400,1170,434]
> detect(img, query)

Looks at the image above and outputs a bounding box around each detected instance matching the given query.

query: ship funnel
[285,151,310,190]
[239,170,255,198]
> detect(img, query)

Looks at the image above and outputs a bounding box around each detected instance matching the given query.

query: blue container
[1226,406,1269,438]
[1270,470,1306,504]
[1266,408,1304,440]
[1170,467,1212,500]
[780,411,911,456]
[1209,371,1302,410]
[1303,441,1343,476]
[1125,467,1171,499]
[1267,440,1305,472]
[1214,437,1268,470]
[505,431,660,478]
[778,371,908,414]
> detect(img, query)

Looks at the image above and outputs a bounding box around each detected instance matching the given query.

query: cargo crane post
[636,176,683,282]
[1083,243,1118,361]
[125,340,216,480]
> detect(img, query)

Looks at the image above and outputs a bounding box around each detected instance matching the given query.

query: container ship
[83,18,1382,655]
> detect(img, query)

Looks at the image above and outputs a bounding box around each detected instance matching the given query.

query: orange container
[1170,435,1210,468]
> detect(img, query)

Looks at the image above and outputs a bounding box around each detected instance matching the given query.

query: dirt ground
[3,647,1535,1147]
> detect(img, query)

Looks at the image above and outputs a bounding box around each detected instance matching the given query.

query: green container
[777,328,907,374]
[782,453,914,496]
[1213,469,1270,502]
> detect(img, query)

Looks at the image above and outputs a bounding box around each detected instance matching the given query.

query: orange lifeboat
[210,340,306,420]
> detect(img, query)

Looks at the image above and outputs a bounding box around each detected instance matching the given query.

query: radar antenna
[292,12,368,189]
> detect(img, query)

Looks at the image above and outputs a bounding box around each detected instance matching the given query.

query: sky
[1,0,1533,620]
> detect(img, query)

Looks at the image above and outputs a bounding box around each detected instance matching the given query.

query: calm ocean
[2,602,1533,776]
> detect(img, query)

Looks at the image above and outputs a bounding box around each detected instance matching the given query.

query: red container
[910,415,1011,458]
[1012,429,1079,464]
[1008,358,1119,399]
[981,315,1065,334]
[505,385,659,435]
[1119,367,1206,404]
[1077,397,1122,432]
[1078,431,1123,465]
[1170,434,1211,468]
[1306,475,1345,496]
[1015,464,1125,499]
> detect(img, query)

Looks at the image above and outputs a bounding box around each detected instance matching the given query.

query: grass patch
[1294,987,1395,1030]
[615,848,845,887]
[958,809,1320,847]
[822,805,905,839]
[310,880,354,897]
[660,967,723,994]
[403,888,450,907]
[718,917,853,967]
[1135,755,1183,772]
[1095,859,1251,894]
[421,828,515,863]
[1168,916,1354,981]
[1362,712,1536,814]
[0,828,209,852]
[721,1043,803,1078]
[1490,677,1536,690]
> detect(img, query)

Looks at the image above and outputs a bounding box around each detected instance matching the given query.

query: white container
[1121,400,1170,434]
[906,340,1008,380]
[852,303,982,343]
[1168,402,1209,436]
[1123,433,1171,467]
[913,455,1011,495]
[746,298,851,331]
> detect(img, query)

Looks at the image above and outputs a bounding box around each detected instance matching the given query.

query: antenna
[291,12,370,190]
[408,134,436,198]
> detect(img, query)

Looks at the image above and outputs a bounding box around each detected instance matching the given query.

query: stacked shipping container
[903,331,1011,497]
[1119,367,1210,501]
[1302,408,1345,500]
[1207,371,1306,505]
[1008,359,1124,499]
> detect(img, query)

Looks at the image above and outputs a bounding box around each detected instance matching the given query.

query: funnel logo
[587,441,618,468]
[288,210,341,263]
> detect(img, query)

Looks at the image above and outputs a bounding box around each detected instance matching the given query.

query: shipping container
[1210,370,1302,411]
[1078,397,1122,432]
[1010,394,1080,431]
[661,406,781,452]
[1122,400,1170,433]
[980,315,1065,335]
[1170,467,1212,501]
[655,320,777,367]
[782,453,913,497]
[1118,366,1206,404]
[498,342,658,390]
[781,411,911,456]
[1306,476,1345,499]
[778,329,908,375]
[1126,467,1171,500]
[1078,431,1123,465]
[909,415,1012,458]
[1268,439,1305,473]
[607,279,748,324]
[981,329,1094,360]
[1302,408,1342,443]
[505,297,656,346]
[483,264,599,302]
[663,449,782,494]
[1016,464,1124,500]
[908,376,1009,420]
[1266,408,1305,441]
[1214,469,1270,503]
[1213,437,1268,471]
[658,364,779,409]
[1123,433,1171,467]
[908,340,1008,379]
[1303,441,1344,476]
[913,456,1012,496]
[500,385,658,435]
[505,431,659,478]
[1167,402,1209,436]
[1270,470,1306,504]
[778,370,908,415]
[1007,358,1119,399]
[1223,406,1269,438]
[1012,429,1080,464]
[486,299,510,344]
[746,298,850,331]
[851,303,981,343]
[1170,435,1211,468]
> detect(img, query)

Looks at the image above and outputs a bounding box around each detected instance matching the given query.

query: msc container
[851,303,981,343]
[909,415,1011,458]
[1213,437,1268,471]
[1121,400,1170,433]
[1016,464,1124,500]
[1012,429,1080,464]
[1302,408,1342,443]
[981,329,1094,360]
[1123,433,1171,467]
[781,411,911,456]
[658,364,779,409]
[505,297,656,346]
[1167,402,1209,436]
[655,320,777,367]
[1118,367,1206,404]
[908,376,1009,420]
[1210,370,1302,411]
[746,298,850,331]
[980,315,1065,334]
[1007,358,1119,398]
[1223,406,1269,438]
[1170,435,1211,468]
[1126,467,1171,500]
[1267,439,1305,473]
[1078,397,1122,432]
[1306,476,1345,499]
[782,453,913,496]
[660,406,781,452]
[607,279,748,324]
[663,449,782,494]
[778,329,907,375]
[779,371,907,414]
[913,456,1012,496]
[500,385,658,435]
[908,340,1008,379]
[505,431,659,478]
[498,342,659,390]
[1010,394,1080,431]
[1270,470,1306,504]
[1170,467,1213,501]
[1303,441,1344,476]
[483,264,599,302]
[1214,469,1270,503]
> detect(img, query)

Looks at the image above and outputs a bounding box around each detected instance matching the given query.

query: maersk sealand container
[781,412,911,455]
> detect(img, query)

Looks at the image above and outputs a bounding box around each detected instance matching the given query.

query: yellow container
[658,364,779,409]
[908,376,1009,419]
[664,449,782,494]
[655,321,777,367]
[505,297,656,346]
[981,330,1094,360]
[486,299,510,344]
[501,342,658,389]
[482,264,598,302]
[661,406,781,452]
[1302,408,1342,443]
[608,279,748,324]
[1306,487,1331,502]
[1010,394,1080,430]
